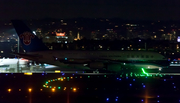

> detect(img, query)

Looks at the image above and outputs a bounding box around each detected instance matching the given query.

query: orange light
[20,58,29,61]
[73,88,76,91]
[19,89,21,91]
[28,88,32,92]
[40,89,43,91]
[8,89,11,92]
[24,73,32,75]
[52,88,55,92]
[56,32,65,36]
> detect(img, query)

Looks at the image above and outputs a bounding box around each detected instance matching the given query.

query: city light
[56,32,65,36]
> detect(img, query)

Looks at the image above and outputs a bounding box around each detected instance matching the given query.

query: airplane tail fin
[11,20,49,52]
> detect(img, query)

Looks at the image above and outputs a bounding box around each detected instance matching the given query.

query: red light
[56,32,65,36]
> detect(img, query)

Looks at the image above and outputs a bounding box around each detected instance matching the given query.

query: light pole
[17,37,20,73]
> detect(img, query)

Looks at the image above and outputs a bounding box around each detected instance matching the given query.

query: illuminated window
[1,51,3,53]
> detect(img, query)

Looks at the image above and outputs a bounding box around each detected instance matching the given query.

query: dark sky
[0,0,180,21]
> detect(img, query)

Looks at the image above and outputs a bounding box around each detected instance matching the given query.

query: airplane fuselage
[25,50,169,69]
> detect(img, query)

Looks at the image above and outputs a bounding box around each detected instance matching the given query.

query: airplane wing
[12,53,42,61]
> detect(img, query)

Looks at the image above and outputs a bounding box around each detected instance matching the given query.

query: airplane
[0,58,29,72]
[11,20,170,72]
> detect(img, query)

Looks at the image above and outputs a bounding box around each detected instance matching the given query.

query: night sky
[0,0,180,21]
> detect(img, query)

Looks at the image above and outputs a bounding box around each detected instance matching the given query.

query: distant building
[74,32,81,41]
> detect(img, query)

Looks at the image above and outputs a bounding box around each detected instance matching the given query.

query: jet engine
[106,64,122,72]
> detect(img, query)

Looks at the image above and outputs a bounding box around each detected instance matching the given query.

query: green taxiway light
[141,68,149,76]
